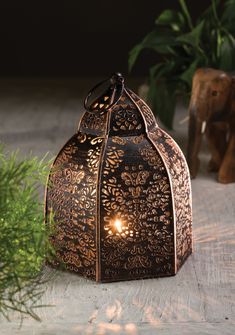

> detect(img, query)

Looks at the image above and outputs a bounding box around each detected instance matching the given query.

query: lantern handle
[84,72,124,113]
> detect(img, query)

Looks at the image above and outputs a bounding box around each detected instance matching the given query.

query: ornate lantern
[45,73,192,282]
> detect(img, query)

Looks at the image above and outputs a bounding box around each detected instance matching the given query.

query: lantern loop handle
[84,72,124,112]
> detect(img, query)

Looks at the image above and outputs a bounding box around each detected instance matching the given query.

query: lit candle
[114,219,122,233]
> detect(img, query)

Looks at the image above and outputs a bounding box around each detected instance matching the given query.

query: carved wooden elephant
[187,68,235,183]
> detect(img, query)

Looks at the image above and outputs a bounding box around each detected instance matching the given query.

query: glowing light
[114,219,122,233]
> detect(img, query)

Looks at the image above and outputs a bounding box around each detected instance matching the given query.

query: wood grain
[0,79,234,334]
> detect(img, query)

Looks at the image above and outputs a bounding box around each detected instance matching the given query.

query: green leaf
[155,9,185,31]
[128,44,143,72]
[222,0,235,33]
[150,61,175,81]
[222,0,235,21]
[219,35,235,71]
[180,60,199,86]
[148,73,177,129]
[211,0,220,24]
[178,0,193,30]
[199,0,219,21]
[155,9,177,25]
[149,63,165,79]
[128,30,177,71]
[176,20,204,48]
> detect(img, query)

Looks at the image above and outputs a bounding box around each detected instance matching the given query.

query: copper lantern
[45,73,192,282]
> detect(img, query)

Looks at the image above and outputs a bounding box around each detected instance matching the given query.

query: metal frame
[45,73,192,282]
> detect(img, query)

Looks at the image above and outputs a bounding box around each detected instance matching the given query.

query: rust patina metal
[45,73,192,282]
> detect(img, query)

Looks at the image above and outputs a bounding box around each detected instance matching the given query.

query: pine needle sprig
[0,145,55,321]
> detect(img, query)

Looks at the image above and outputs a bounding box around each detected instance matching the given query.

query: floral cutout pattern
[46,132,105,279]
[110,92,144,136]
[126,88,157,131]
[100,136,175,280]
[80,111,107,136]
[149,128,192,269]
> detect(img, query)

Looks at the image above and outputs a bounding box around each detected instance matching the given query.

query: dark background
[0,0,211,77]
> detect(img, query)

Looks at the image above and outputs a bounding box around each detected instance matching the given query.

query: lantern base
[46,249,192,283]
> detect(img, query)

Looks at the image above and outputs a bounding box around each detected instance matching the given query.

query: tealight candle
[114,219,122,233]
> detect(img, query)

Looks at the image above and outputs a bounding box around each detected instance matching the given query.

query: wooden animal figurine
[187,68,235,184]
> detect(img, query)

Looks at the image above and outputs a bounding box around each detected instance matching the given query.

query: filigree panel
[109,91,144,136]
[99,135,175,281]
[149,129,192,269]
[46,132,104,279]
[79,111,107,136]
[126,88,157,132]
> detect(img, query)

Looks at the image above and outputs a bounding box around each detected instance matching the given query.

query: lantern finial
[110,72,124,85]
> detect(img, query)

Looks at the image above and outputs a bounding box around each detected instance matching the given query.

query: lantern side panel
[46,132,104,280]
[149,129,193,271]
[79,110,107,136]
[125,88,158,133]
[108,90,146,137]
[99,135,175,282]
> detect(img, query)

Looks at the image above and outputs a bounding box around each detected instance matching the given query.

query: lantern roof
[79,73,158,137]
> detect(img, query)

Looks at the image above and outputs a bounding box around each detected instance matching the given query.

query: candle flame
[114,219,122,233]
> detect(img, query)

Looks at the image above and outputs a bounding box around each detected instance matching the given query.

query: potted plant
[129,0,235,129]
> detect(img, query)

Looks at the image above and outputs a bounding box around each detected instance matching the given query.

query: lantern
[45,73,192,282]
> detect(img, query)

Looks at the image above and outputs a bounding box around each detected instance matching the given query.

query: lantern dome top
[84,72,124,113]
[80,73,158,137]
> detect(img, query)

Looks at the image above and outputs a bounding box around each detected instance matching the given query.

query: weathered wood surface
[0,79,234,335]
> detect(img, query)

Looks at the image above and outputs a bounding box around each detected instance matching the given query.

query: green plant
[0,146,54,321]
[129,0,235,129]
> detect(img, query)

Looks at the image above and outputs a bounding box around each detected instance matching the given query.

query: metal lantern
[45,73,192,282]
